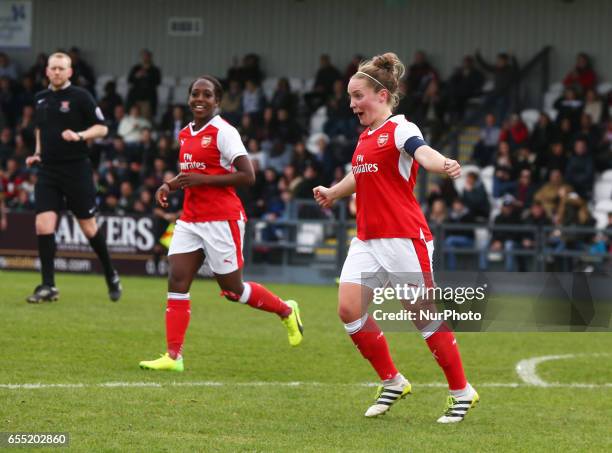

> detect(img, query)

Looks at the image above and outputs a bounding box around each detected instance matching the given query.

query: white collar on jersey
[48,80,72,92]
[188,114,218,136]
[366,114,397,135]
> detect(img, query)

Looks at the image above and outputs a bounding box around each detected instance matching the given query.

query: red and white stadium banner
[0,212,162,276]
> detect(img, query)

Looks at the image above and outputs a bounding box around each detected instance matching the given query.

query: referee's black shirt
[35,83,105,163]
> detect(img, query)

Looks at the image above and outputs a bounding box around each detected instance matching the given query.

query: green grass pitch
[1,271,610,452]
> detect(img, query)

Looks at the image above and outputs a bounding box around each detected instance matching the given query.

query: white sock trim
[421,320,443,339]
[167,292,190,300]
[238,282,251,304]
[450,383,474,398]
[344,313,369,335]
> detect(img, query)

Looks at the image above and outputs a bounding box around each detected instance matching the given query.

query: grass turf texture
[1,271,610,452]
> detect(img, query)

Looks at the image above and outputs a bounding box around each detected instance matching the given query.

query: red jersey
[178,115,248,222]
[352,115,432,241]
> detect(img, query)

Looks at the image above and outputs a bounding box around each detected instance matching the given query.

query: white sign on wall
[167,17,203,37]
[0,0,31,48]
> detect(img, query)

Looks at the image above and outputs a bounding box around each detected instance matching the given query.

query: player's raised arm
[414,145,462,179]
[313,171,356,208]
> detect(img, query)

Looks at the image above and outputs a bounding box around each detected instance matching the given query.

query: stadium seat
[162,75,177,86]
[543,92,559,112]
[480,165,494,197]
[482,79,494,92]
[178,76,196,86]
[288,77,303,93]
[593,211,609,229]
[303,78,315,92]
[157,85,172,113]
[453,164,480,194]
[262,77,278,101]
[597,82,612,96]
[116,75,128,86]
[593,181,612,202]
[548,82,564,94]
[545,108,558,121]
[520,109,540,132]
[594,199,612,213]
[116,81,129,99]
[95,73,115,98]
[172,84,191,103]
[599,169,612,182]
[309,105,327,134]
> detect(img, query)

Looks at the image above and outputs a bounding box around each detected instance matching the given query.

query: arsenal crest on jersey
[201,135,212,147]
[377,133,389,147]
[59,101,70,113]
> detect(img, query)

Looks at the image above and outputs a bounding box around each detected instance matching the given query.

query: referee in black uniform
[25,52,121,303]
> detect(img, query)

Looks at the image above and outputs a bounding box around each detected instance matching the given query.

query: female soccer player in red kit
[313,53,478,423]
[140,76,303,372]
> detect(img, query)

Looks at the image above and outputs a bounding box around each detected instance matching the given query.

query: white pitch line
[516,353,612,387]
[0,381,610,391]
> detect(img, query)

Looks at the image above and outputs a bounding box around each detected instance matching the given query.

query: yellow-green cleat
[282,300,303,347]
[139,353,184,372]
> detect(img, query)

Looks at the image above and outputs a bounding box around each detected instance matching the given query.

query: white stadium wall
[8,0,612,85]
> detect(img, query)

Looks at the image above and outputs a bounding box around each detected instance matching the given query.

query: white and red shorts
[168,219,245,275]
[339,237,435,289]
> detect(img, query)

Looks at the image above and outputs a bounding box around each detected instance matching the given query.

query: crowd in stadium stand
[0,48,611,268]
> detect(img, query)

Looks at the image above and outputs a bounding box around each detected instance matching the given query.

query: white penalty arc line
[0,381,610,391]
[515,353,612,388]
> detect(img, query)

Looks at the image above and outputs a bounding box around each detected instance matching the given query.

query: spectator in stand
[219,79,242,126]
[517,200,551,271]
[238,112,258,144]
[446,55,484,121]
[117,180,135,214]
[514,146,536,175]
[13,130,31,162]
[492,141,516,197]
[1,157,25,203]
[16,75,38,110]
[428,199,447,227]
[551,190,595,271]
[0,76,18,128]
[575,112,600,151]
[539,141,567,180]
[160,104,187,143]
[443,198,476,271]
[258,106,276,144]
[583,88,603,124]
[563,52,597,95]
[107,103,125,137]
[564,138,593,199]
[472,113,500,167]
[291,140,315,174]
[415,78,446,144]
[16,104,36,148]
[0,127,13,168]
[281,164,302,194]
[480,196,521,271]
[275,108,300,145]
[595,118,612,170]
[27,53,47,87]
[512,168,536,209]
[343,54,363,85]
[554,88,583,130]
[406,50,438,102]
[554,117,575,151]
[0,52,19,80]
[305,54,341,112]
[241,79,266,122]
[270,77,298,117]
[499,114,528,150]
[118,104,152,145]
[99,81,123,121]
[132,189,154,215]
[226,53,263,87]
[68,47,95,95]
[135,127,158,179]
[533,169,574,217]
[127,49,161,119]
[324,79,353,138]
[475,51,518,123]
[293,163,322,200]
[530,112,555,157]
[461,171,490,223]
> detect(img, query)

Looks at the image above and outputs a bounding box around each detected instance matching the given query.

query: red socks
[242,282,292,318]
[347,315,398,381]
[425,328,467,391]
[166,293,191,359]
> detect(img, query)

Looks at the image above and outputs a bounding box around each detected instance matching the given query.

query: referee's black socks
[88,229,115,280]
[37,234,56,287]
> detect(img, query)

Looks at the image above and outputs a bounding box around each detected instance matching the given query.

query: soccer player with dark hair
[25,52,121,303]
[139,75,303,372]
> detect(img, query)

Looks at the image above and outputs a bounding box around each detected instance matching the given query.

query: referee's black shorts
[35,160,98,219]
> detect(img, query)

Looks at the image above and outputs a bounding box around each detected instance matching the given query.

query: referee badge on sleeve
[60,101,70,112]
